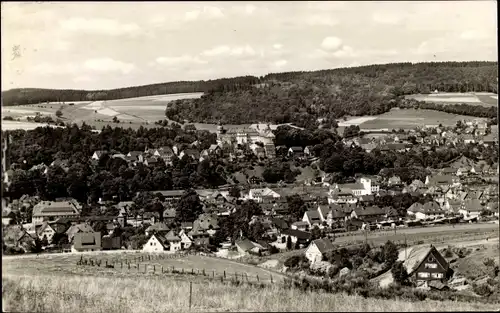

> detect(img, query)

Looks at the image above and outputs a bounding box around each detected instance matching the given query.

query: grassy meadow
[3,273,499,312]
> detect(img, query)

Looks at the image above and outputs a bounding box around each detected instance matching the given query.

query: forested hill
[166,61,498,127]
[1,76,260,106]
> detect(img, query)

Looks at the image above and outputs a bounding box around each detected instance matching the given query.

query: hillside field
[337,108,488,131]
[3,270,499,312]
[1,92,204,131]
[406,92,498,107]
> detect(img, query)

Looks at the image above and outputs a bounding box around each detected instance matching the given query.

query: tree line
[166,61,497,125]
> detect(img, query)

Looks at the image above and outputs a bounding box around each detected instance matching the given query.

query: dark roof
[281,229,312,240]
[463,199,483,212]
[153,190,185,197]
[354,206,385,216]
[289,146,303,152]
[328,209,346,219]
[235,238,256,252]
[271,218,289,230]
[311,238,335,254]
[304,210,321,222]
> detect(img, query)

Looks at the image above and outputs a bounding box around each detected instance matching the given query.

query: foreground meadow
[3,273,498,312]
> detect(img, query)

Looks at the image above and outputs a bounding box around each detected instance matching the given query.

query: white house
[143,233,168,253]
[91,150,107,160]
[407,202,444,220]
[245,188,281,203]
[178,229,193,250]
[304,238,335,264]
[36,222,57,242]
[458,199,483,219]
[302,210,322,228]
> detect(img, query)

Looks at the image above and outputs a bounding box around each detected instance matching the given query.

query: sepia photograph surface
[1,1,499,312]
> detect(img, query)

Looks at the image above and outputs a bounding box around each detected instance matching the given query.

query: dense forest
[1,76,259,106]
[166,61,498,126]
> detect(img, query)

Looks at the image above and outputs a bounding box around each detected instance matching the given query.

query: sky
[1,1,497,91]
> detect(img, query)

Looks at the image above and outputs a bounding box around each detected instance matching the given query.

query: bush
[483,258,495,267]
[473,283,493,297]
[391,261,410,286]
[284,255,310,269]
[268,245,280,254]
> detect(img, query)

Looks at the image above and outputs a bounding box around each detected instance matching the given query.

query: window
[425,263,438,269]
[427,256,435,262]
[431,273,443,279]
[418,272,430,278]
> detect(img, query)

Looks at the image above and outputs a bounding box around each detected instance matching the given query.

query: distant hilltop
[2,61,497,107]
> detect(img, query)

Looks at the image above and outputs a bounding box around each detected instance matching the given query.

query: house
[3,225,36,252]
[287,146,304,158]
[279,229,312,245]
[71,232,101,252]
[458,199,483,219]
[192,213,219,236]
[144,157,159,167]
[246,187,281,202]
[304,238,335,264]
[326,209,347,227]
[164,230,183,252]
[66,223,95,242]
[180,222,193,231]
[388,176,402,186]
[145,222,170,237]
[291,221,309,231]
[407,202,444,220]
[2,210,16,226]
[328,188,357,204]
[304,146,313,157]
[440,168,457,176]
[36,221,66,242]
[235,238,267,255]
[403,245,449,286]
[32,200,80,226]
[152,190,186,205]
[91,150,107,160]
[425,175,460,188]
[162,207,176,223]
[332,177,374,196]
[351,206,386,222]
[178,229,193,249]
[302,210,322,228]
[179,149,200,161]
[142,233,170,253]
[126,151,144,163]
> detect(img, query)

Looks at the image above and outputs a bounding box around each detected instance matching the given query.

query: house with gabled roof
[142,233,170,253]
[458,199,483,219]
[351,206,385,222]
[305,238,335,264]
[66,222,94,242]
[72,232,101,252]
[302,210,322,228]
[32,200,80,227]
[279,229,312,245]
[246,187,280,202]
[403,245,449,287]
[91,150,107,160]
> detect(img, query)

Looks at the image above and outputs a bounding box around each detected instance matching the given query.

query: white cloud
[201,45,257,58]
[332,45,355,58]
[185,5,225,21]
[273,44,283,50]
[59,17,141,36]
[321,36,343,51]
[156,55,207,66]
[83,58,135,74]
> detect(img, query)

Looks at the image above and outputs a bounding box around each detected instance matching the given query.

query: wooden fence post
[257,275,259,282]
[224,270,226,278]
[189,282,193,310]
[212,270,215,278]
[192,268,194,274]
[270,275,273,283]
[154,264,156,272]
[128,263,130,270]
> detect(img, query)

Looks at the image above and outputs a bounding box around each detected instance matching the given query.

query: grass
[406,92,497,107]
[2,253,285,283]
[353,108,487,130]
[3,273,499,312]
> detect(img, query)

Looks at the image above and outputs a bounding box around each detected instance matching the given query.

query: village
[2,117,499,296]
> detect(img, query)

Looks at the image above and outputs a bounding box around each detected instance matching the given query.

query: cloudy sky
[1,1,497,91]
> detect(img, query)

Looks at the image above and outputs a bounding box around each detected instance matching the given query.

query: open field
[336,108,487,132]
[1,120,63,131]
[2,253,285,282]
[406,92,498,107]
[1,92,204,131]
[3,271,499,312]
[358,108,487,130]
[332,222,498,246]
